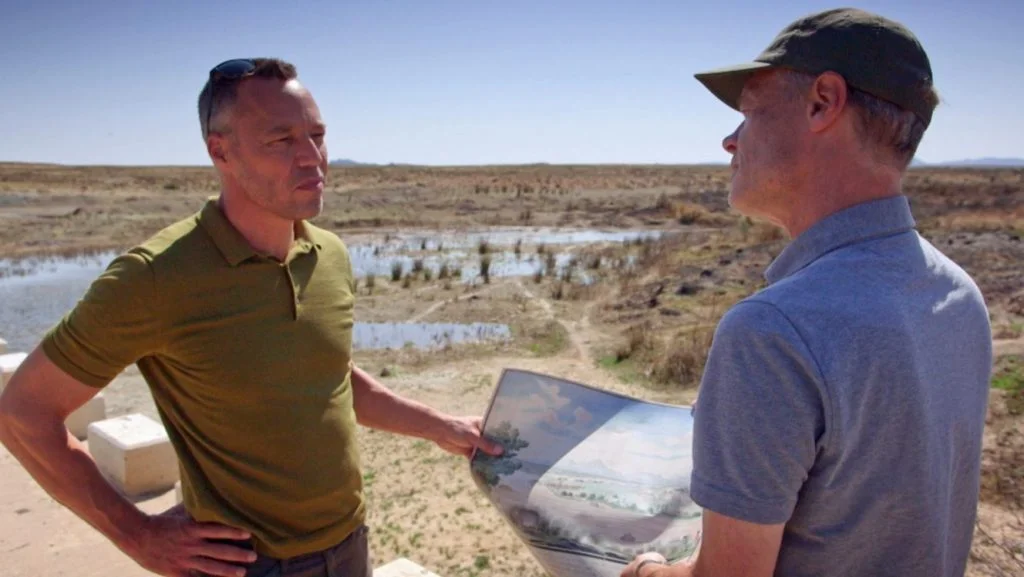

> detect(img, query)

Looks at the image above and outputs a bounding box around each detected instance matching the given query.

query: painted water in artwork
[470,369,700,577]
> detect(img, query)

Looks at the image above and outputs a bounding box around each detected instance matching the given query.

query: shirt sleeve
[689,299,828,525]
[41,250,167,388]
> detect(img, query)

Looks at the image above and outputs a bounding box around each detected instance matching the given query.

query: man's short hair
[197,58,298,141]
[846,82,938,169]
[780,69,938,169]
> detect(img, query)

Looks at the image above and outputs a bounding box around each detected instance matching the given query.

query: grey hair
[779,69,938,169]
[197,58,298,141]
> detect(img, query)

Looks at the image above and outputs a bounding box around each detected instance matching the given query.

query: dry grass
[0,162,738,258]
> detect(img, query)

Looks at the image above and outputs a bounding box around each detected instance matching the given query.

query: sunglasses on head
[204,58,257,137]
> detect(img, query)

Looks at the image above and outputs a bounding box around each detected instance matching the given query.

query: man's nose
[722,124,740,155]
[296,135,324,166]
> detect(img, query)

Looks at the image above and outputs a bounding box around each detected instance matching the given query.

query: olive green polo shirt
[41,198,364,559]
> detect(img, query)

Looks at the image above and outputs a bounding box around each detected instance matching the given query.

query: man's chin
[726,186,747,213]
[295,194,324,217]
[298,205,323,221]
[282,202,323,222]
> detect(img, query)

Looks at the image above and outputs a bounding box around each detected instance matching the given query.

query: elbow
[0,381,54,449]
[0,349,76,449]
[0,388,20,448]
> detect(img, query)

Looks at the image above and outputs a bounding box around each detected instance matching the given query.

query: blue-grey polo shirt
[690,195,992,577]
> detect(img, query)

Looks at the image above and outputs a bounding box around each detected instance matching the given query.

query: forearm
[0,413,147,556]
[350,364,449,439]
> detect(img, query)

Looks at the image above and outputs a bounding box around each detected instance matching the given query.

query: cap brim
[694,62,774,111]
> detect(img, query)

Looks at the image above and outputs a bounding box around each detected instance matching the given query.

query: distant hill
[328,158,372,166]
[328,159,428,168]
[937,157,1024,167]
[913,157,1024,168]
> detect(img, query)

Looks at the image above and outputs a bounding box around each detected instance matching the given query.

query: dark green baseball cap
[694,8,935,127]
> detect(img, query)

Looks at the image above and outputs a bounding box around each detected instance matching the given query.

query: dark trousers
[202,525,372,577]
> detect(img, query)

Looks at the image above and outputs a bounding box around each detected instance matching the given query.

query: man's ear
[207,134,228,165]
[807,71,848,133]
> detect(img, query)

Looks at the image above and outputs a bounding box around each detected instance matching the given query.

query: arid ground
[1,163,1022,575]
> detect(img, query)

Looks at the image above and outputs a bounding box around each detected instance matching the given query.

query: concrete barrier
[65,393,106,439]
[0,352,28,389]
[87,413,179,497]
[374,558,442,577]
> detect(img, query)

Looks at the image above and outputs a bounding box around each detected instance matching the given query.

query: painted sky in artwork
[483,370,693,485]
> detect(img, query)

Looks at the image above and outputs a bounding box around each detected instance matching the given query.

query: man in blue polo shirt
[623,8,993,577]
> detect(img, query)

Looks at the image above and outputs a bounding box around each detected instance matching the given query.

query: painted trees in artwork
[472,420,530,488]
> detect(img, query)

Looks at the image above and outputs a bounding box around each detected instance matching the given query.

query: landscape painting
[471,369,701,577]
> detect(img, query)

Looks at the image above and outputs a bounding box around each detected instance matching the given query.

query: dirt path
[407,282,502,323]
[515,281,598,361]
[506,280,696,409]
[516,282,573,350]
[993,336,1024,358]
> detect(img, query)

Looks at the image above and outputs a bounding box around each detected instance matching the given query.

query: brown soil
[1,163,1022,576]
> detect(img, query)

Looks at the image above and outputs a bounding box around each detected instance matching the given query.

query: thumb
[474,434,504,456]
[457,417,503,456]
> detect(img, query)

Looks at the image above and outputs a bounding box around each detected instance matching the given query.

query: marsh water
[0,251,121,354]
[0,227,660,353]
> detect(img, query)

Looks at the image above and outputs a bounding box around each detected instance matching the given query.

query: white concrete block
[87,413,179,497]
[374,558,442,577]
[0,337,7,354]
[65,393,106,439]
[0,352,28,390]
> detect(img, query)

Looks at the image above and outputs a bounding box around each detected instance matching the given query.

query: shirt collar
[764,195,916,285]
[198,198,321,267]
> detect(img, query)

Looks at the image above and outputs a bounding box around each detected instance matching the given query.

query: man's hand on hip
[126,504,256,577]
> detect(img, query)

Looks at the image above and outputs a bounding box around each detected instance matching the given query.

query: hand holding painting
[628,554,668,577]
[469,368,701,577]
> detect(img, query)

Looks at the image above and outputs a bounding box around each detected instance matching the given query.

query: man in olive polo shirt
[623,8,992,577]
[0,58,501,577]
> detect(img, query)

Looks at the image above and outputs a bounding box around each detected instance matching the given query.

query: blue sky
[1,0,1020,166]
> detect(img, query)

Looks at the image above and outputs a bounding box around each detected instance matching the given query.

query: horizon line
[1,157,1023,170]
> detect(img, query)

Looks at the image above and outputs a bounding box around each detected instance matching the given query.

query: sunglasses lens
[211,59,256,78]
